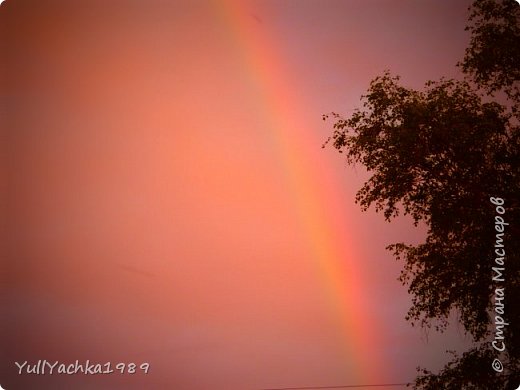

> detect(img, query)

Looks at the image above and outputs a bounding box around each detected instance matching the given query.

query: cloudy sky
[2,1,474,389]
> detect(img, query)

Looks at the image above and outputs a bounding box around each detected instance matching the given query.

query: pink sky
[2,1,474,389]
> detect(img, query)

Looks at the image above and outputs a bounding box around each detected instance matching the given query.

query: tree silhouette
[461,0,520,106]
[325,1,519,388]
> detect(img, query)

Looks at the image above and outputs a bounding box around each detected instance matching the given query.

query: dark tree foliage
[461,0,520,105]
[324,73,519,338]
[414,346,518,390]
[325,0,520,388]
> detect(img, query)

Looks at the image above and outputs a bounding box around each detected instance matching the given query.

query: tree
[324,0,519,388]
[414,346,512,389]
[461,0,520,106]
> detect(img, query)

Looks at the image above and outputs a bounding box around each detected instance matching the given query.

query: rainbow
[213,0,386,384]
